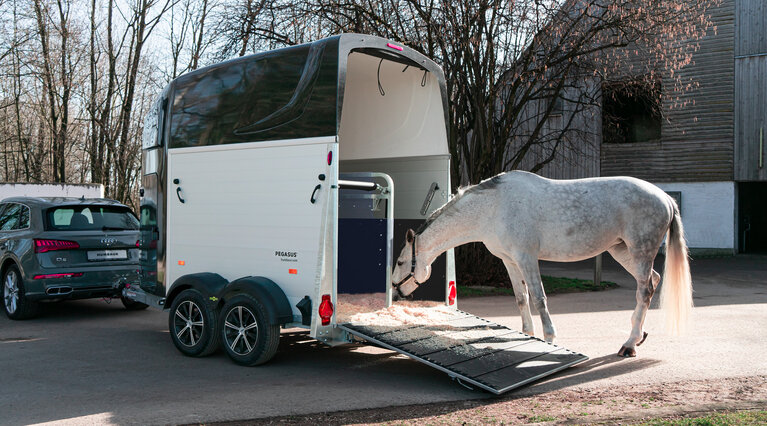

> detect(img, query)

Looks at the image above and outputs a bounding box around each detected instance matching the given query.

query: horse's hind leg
[502,259,535,336]
[513,254,557,343]
[608,243,659,357]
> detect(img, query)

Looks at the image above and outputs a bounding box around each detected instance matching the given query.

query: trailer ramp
[340,310,587,394]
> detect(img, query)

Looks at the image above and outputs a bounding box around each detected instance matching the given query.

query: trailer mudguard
[165,272,229,310]
[221,277,293,325]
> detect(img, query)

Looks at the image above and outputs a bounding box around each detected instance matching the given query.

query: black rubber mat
[340,310,587,394]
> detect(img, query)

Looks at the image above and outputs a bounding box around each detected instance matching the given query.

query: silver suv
[1,197,145,319]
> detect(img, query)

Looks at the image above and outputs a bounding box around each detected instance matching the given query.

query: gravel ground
[211,375,767,425]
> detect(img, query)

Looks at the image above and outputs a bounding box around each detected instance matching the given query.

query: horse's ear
[406,229,415,244]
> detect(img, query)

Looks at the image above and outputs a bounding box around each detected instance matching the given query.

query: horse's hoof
[617,346,636,358]
[636,332,649,346]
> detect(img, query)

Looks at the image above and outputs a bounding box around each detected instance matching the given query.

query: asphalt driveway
[1,255,765,425]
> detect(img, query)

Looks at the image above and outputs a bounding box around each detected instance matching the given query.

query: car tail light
[34,239,80,253]
[136,240,140,247]
[33,272,83,280]
[318,294,334,326]
[448,280,457,306]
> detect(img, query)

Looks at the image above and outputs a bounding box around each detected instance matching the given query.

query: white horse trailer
[126,34,586,393]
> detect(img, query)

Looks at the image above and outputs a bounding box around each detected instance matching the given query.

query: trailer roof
[163,34,449,151]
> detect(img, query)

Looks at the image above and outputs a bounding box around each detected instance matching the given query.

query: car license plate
[87,249,128,261]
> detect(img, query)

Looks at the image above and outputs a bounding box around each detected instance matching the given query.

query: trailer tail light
[448,280,457,305]
[386,42,403,51]
[33,272,83,280]
[34,239,80,253]
[327,151,333,165]
[318,294,334,326]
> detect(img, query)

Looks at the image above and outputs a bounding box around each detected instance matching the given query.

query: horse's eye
[397,260,404,266]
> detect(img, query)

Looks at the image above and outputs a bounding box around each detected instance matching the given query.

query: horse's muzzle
[394,277,419,298]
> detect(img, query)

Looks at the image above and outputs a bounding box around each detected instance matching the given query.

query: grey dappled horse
[392,171,692,357]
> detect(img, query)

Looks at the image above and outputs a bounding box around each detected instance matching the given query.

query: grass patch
[527,414,557,423]
[458,275,618,298]
[633,410,767,425]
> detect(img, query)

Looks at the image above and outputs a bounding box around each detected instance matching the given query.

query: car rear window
[46,205,139,231]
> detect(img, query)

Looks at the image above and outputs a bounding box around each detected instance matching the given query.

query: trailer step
[340,310,587,394]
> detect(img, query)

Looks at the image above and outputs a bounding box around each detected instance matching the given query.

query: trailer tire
[168,289,220,357]
[220,294,280,366]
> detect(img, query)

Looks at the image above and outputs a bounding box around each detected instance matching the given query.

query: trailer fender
[220,277,293,325]
[166,273,228,310]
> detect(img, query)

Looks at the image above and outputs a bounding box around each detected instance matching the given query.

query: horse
[391,170,692,357]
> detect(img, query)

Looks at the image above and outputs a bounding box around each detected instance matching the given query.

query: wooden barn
[516,0,766,255]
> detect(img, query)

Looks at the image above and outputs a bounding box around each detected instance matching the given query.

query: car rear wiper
[102,226,131,231]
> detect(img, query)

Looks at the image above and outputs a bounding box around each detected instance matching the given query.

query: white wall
[654,181,735,251]
[0,183,104,201]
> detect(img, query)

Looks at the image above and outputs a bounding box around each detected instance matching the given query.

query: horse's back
[490,171,673,260]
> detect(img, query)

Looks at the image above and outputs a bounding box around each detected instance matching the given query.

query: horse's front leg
[514,255,557,343]
[502,259,535,337]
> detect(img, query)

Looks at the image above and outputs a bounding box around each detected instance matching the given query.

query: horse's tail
[660,199,693,335]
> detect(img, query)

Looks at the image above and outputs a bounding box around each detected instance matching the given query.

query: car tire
[3,264,39,320]
[168,289,220,357]
[220,294,280,366]
[120,295,149,311]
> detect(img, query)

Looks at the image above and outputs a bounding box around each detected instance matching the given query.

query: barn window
[602,77,661,144]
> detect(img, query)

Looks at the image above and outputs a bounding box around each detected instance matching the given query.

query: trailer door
[165,138,334,318]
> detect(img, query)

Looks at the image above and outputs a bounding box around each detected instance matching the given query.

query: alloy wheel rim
[173,300,204,347]
[4,271,19,315]
[224,305,258,355]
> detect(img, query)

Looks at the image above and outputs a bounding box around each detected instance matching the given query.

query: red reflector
[34,239,80,253]
[178,260,185,266]
[327,151,333,165]
[289,269,298,274]
[448,280,457,305]
[33,272,83,280]
[386,42,403,51]
[318,294,334,326]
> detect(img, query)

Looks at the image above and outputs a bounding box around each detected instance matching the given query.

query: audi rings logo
[101,237,116,246]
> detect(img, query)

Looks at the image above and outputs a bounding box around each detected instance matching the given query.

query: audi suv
[1,197,144,319]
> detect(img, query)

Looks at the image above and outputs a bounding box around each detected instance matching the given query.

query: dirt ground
[218,375,767,425]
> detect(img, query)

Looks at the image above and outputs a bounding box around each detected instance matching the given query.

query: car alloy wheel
[173,300,205,347]
[3,269,19,315]
[223,305,259,355]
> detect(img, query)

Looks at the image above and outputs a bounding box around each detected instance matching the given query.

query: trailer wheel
[220,294,280,366]
[168,289,220,357]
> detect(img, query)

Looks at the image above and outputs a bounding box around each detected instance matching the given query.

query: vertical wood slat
[734,56,767,181]
[736,0,767,57]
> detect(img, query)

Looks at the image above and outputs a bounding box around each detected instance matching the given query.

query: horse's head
[392,229,431,298]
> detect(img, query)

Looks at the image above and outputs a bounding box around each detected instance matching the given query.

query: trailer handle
[173,178,185,204]
[310,184,321,204]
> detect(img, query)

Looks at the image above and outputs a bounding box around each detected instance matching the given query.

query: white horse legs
[502,259,535,336]
[609,244,660,357]
[514,256,557,343]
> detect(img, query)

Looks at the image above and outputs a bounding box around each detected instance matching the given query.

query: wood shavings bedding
[336,292,452,326]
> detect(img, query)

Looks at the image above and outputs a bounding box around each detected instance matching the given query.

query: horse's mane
[416,172,509,235]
